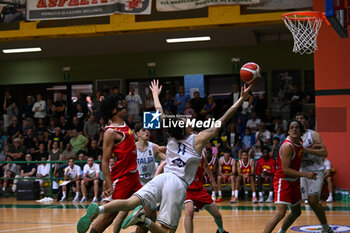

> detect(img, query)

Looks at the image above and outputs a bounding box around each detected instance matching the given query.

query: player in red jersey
[256,147,276,203]
[89,94,143,233]
[232,150,257,203]
[263,120,317,233]
[216,148,236,202]
[204,147,218,201]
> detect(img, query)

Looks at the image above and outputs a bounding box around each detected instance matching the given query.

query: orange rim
[282,11,325,21]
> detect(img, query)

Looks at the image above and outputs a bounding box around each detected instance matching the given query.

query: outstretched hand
[149,79,162,96]
[241,84,253,100]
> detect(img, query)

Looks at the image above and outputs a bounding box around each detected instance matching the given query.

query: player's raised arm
[149,79,163,119]
[194,84,253,152]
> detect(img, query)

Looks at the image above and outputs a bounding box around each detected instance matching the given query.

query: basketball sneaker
[321,227,334,233]
[211,193,216,201]
[80,197,87,203]
[326,195,334,203]
[258,196,264,203]
[121,205,146,229]
[92,197,98,203]
[216,229,229,233]
[216,196,223,202]
[77,203,99,233]
[252,197,258,204]
[230,196,238,203]
[73,196,80,202]
[266,196,274,203]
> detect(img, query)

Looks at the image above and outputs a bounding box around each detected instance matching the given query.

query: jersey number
[177,143,186,155]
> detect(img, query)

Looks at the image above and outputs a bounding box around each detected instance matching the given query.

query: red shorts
[185,187,214,209]
[111,171,142,200]
[274,177,301,206]
[220,175,233,184]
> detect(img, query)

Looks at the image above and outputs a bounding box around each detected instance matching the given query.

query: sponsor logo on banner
[157,0,260,12]
[291,225,350,233]
[26,0,152,21]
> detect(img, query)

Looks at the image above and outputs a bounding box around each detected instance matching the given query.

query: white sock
[218,191,222,196]
[259,192,263,198]
[329,193,333,198]
[252,192,256,198]
[235,190,239,198]
[82,196,86,199]
[98,206,105,214]
[212,191,215,196]
[278,229,286,233]
[269,191,274,197]
[144,218,152,228]
[75,192,79,197]
[232,191,235,196]
[62,191,66,198]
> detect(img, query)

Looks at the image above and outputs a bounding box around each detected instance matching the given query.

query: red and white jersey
[256,157,276,176]
[220,156,234,174]
[275,138,303,180]
[208,157,216,172]
[188,154,205,190]
[239,158,253,174]
[105,123,138,180]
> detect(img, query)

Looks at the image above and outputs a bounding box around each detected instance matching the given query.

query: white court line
[0,224,74,232]
[188,214,350,219]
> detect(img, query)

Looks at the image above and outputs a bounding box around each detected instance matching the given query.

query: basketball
[240,62,262,85]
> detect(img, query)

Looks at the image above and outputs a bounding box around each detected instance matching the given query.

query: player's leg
[205,204,227,233]
[93,179,99,202]
[81,180,87,202]
[229,176,235,202]
[232,175,241,203]
[90,212,118,233]
[250,175,257,203]
[326,176,334,202]
[279,203,301,232]
[74,180,80,202]
[184,201,195,233]
[111,211,129,233]
[257,176,264,202]
[61,183,68,201]
[216,175,223,202]
[263,203,287,233]
[266,176,274,203]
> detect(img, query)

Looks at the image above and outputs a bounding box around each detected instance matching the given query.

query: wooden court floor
[0,198,349,232]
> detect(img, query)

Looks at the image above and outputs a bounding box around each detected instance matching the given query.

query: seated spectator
[34,143,48,161]
[256,147,275,203]
[236,117,246,137]
[200,95,216,118]
[255,122,271,147]
[183,101,196,118]
[225,122,241,159]
[8,138,25,161]
[23,128,35,154]
[48,127,63,150]
[249,140,264,160]
[273,115,287,132]
[269,137,281,160]
[60,143,76,161]
[206,141,218,158]
[70,129,88,154]
[242,127,255,152]
[261,108,275,132]
[190,91,206,119]
[204,148,218,201]
[36,118,48,140]
[71,116,84,133]
[60,158,81,202]
[49,141,61,161]
[12,154,37,192]
[58,116,69,136]
[52,92,66,120]
[23,118,35,135]
[84,115,99,140]
[75,103,88,125]
[87,140,102,160]
[211,135,224,157]
[80,156,100,203]
[2,156,20,193]
[216,148,236,203]
[272,127,286,146]
[36,155,50,195]
[324,158,334,202]
[23,96,34,119]
[232,150,257,203]
[7,116,21,142]
[47,118,56,137]
[32,94,46,123]
[246,112,261,134]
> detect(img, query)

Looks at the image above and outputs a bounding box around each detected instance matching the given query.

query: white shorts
[301,170,325,200]
[134,172,187,229]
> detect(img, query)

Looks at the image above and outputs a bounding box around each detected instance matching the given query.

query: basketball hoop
[282,11,327,55]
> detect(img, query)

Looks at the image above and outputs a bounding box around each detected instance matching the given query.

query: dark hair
[99,94,123,122]
[223,148,231,154]
[241,150,248,154]
[164,117,187,140]
[262,146,270,153]
[87,156,95,160]
[287,120,305,135]
[68,157,74,162]
[273,137,280,142]
[134,123,143,133]
[295,112,308,121]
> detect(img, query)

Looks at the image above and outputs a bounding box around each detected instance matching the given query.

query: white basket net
[282,13,323,55]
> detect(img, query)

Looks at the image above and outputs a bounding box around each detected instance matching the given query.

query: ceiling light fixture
[166,36,211,43]
[2,47,42,54]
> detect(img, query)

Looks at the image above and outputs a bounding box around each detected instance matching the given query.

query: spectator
[225,122,241,159]
[261,108,275,132]
[71,116,84,133]
[200,95,216,118]
[87,140,102,160]
[36,155,50,195]
[174,85,190,114]
[249,140,264,160]
[0,128,7,153]
[228,83,241,107]
[77,152,87,170]
[53,92,66,119]
[242,127,255,152]
[7,116,21,142]
[0,145,8,162]
[80,156,100,203]
[216,148,236,203]
[74,103,88,125]
[8,138,25,161]
[45,98,54,121]
[324,158,334,203]
[47,118,56,137]
[255,122,271,147]
[60,143,76,161]
[23,128,35,154]
[256,147,275,203]
[206,141,218,158]
[34,143,48,161]
[274,115,288,132]
[162,90,175,114]
[272,127,286,146]
[58,116,69,136]
[36,118,48,140]
[23,118,35,135]
[70,129,88,154]
[125,87,142,122]
[190,91,206,119]
[60,157,81,202]
[254,93,267,118]
[13,154,37,192]
[236,117,246,137]
[240,90,254,123]
[32,94,46,122]
[2,156,20,193]
[48,127,63,151]
[287,84,309,119]
[246,112,261,134]
[112,86,124,101]
[144,93,155,112]
[269,137,281,160]
[3,89,15,129]
[84,115,99,140]
[23,95,34,119]
[49,141,61,161]
[101,84,111,97]
[91,91,102,122]
[183,101,196,118]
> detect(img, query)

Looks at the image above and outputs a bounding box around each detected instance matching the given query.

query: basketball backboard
[325,0,349,38]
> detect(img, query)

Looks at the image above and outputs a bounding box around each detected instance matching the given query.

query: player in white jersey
[296,112,333,233]
[77,79,253,233]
